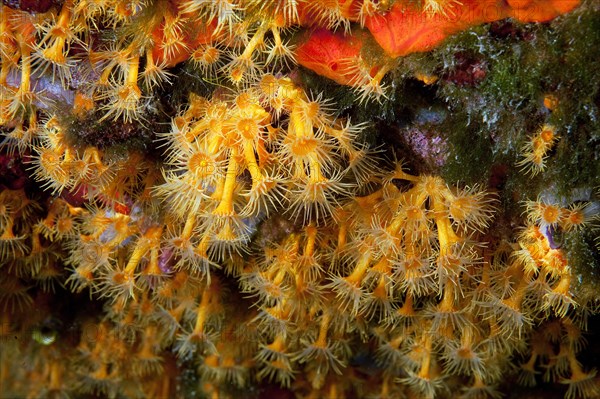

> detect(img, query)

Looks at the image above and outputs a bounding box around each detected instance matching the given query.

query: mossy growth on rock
[395,0,600,197]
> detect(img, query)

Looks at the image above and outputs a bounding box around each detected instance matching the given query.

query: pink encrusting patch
[297,0,581,87]
[507,0,581,22]
[295,28,368,86]
[364,0,511,58]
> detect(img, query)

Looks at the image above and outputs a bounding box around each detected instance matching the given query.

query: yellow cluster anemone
[0,0,597,398]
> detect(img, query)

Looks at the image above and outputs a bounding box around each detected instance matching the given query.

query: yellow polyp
[263,262,277,282]
[397,293,415,317]
[0,8,11,44]
[216,221,239,244]
[238,118,260,141]
[118,82,142,102]
[169,302,186,322]
[180,213,196,242]
[289,105,313,139]
[85,147,104,166]
[29,229,43,254]
[272,268,286,287]
[565,209,585,228]
[230,66,245,83]
[138,326,157,359]
[127,54,140,85]
[102,215,131,248]
[244,141,263,182]
[196,233,210,258]
[369,59,395,86]
[56,214,75,235]
[387,335,404,352]
[42,37,67,63]
[336,221,348,251]
[307,161,327,189]
[221,355,237,369]
[196,45,220,65]
[553,272,572,296]
[188,151,216,179]
[0,217,17,240]
[193,288,212,334]
[393,168,420,182]
[207,124,225,147]
[289,234,301,257]
[210,177,225,203]
[235,92,255,110]
[295,272,309,296]
[320,123,342,141]
[123,238,149,275]
[161,32,187,60]
[49,361,62,390]
[272,25,284,47]
[98,66,113,86]
[432,195,460,255]
[256,135,274,167]
[213,152,239,216]
[145,247,162,277]
[266,300,290,321]
[439,282,455,313]
[373,257,392,275]
[304,225,317,256]
[356,188,385,210]
[19,42,32,96]
[540,203,562,225]
[291,136,320,158]
[566,350,587,381]
[91,362,109,380]
[56,0,74,30]
[387,211,409,237]
[304,100,323,123]
[240,20,270,65]
[346,252,372,286]
[372,276,387,299]
[531,152,545,167]
[114,0,133,18]
[417,335,433,380]
[503,274,529,310]
[314,311,331,349]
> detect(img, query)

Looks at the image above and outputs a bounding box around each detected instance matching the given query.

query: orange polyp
[152,18,217,67]
[541,204,562,226]
[564,209,584,227]
[73,92,95,116]
[543,94,559,111]
[540,126,556,143]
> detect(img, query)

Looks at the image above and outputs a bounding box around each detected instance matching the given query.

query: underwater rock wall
[1,0,599,398]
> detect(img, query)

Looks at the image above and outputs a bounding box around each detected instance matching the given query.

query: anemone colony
[1,0,599,398]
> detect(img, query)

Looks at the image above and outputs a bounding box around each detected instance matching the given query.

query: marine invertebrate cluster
[2,147,598,398]
[0,0,583,138]
[517,123,558,176]
[1,0,599,398]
